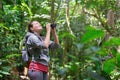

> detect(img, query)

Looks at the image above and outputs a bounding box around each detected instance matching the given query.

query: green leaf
[57,67,68,75]
[59,32,76,40]
[75,43,84,49]
[116,54,120,67]
[21,2,33,19]
[0,74,2,78]
[103,37,120,47]
[0,23,9,30]
[6,54,21,59]
[103,58,115,74]
[81,26,105,43]
[0,70,10,75]
[70,64,78,72]
[2,66,12,72]
[97,48,109,56]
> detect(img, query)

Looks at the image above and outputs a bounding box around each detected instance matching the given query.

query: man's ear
[30,27,34,31]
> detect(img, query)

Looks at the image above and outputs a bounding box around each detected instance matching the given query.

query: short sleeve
[49,41,60,49]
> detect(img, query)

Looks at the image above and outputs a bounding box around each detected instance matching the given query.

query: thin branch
[54,0,61,22]
[65,0,73,35]
[82,7,111,34]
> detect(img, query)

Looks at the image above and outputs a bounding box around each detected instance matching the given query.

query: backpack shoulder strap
[33,33,44,41]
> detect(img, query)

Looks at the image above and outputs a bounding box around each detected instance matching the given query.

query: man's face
[31,21,43,33]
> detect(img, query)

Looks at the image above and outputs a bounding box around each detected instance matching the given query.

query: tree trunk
[50,0,55,23]
[49,0,55,80]
[107,9,116,32]
[116,0,120,20]
[0,1,2,9]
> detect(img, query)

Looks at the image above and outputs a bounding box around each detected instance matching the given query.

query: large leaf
[81,26,105,43]
[103,37,120,47]
[103,58,115,74]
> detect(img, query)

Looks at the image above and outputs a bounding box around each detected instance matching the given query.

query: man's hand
[52,28,59,45]
[46,23,51,32]
[44,23,51,48]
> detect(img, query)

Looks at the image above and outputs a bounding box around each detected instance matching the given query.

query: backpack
[21,36,30,62]
[21,33,43,62]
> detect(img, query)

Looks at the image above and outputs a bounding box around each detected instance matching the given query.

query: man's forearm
[44,31,51,48]
[52,29,59,44]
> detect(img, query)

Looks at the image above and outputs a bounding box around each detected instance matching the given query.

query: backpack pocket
[22,49,29,62]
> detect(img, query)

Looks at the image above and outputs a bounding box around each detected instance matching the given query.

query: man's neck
[34,32,40,36]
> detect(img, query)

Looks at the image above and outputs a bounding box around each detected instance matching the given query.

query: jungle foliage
[0,0,120,80]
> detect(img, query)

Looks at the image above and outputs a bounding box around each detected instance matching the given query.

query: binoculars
[50,23,56,29]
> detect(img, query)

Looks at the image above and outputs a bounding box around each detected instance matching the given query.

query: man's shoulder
[28,34,38,40]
